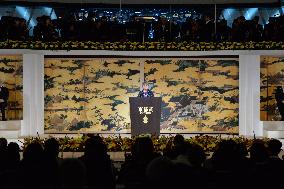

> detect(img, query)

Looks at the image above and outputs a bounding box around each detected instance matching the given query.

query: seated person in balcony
[0,82,9,121]
[34,16,58,41]
[138,82,154,98]
[275,86,284,121]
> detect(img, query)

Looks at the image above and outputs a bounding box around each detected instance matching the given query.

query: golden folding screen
[260,56,284,121]
[44,57,239,133]
[0,55,23,120]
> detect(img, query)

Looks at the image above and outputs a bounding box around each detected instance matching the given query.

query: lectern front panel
[129,97,162,137]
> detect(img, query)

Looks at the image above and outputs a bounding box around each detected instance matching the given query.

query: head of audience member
[267,139,282,157]
[7,142,20,163]
[19,18,27,28]
[23,142,44,163]
[60,158,87,189]
[172,134,186,156]
[132,137,154,163]
[214,140,238,157]
[250,140,269,163]
[0,138,8,152]
[44,16,52,26]
[212,139,238,167]
[84,135,107,158]
[253,16,259,24]
[146,156,175,189]
[239,16,246,24]
[236,142,248,159]
[36,16,44,26]
[186,143,206,167]
[13,17,20,27]
[173,141,206,167]
[44,138,60,158]
[173,134,185,146]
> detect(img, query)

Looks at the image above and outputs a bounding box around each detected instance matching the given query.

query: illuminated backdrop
[44,57,239,133]
[260,56,284,121]
[0,55,23,120]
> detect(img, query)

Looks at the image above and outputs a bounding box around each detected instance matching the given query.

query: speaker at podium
[129,97,162,137]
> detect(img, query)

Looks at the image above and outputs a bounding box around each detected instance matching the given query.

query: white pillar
[22,54,44,136]
[239,55,262,137]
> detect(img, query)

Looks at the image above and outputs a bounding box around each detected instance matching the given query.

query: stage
[2,49,284,140]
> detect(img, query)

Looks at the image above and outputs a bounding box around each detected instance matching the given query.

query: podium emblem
[138,106,153,124]
[143,115,148,124]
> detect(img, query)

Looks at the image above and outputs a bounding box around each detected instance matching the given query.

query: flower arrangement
[1,41,284,51]
[22,135,269,153]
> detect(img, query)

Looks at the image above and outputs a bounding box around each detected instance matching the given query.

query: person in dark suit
[0,84,9,121]
[275,86,284,121]
[200,14,215,42]
[138,82,154,98]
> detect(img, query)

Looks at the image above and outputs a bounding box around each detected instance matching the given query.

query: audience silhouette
[60,158,87,189]
[0,136,283,189]
[79,136,115,189]
[2,13,284,42]
[118,137,158,189]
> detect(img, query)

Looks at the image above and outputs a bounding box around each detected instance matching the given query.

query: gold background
[44,57,239,133]
[0,55,23,120]
[45,58,140,132]
[145,59,239,133]
[260,56,284,121]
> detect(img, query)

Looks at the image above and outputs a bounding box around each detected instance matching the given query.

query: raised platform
[263,121,284,138]
[1,120,283,139]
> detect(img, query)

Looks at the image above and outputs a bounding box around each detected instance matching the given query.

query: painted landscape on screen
[44,58,239,133]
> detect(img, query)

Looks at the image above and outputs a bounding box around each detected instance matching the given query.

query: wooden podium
[129,97,162,137]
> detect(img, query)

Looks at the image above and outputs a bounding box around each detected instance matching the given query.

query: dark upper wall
[2,0,280,4]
